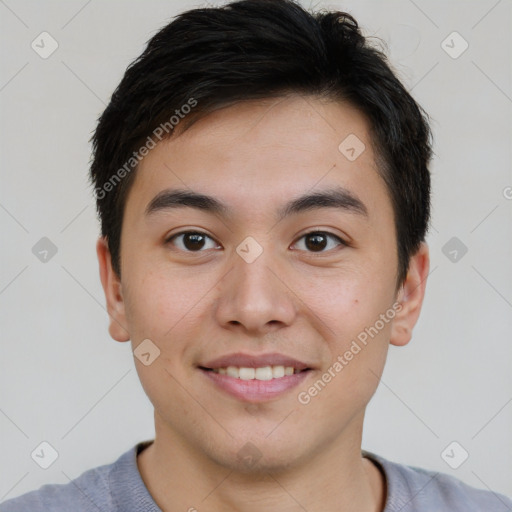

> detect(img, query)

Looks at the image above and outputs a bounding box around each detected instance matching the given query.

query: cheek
[123,265,187,332]
[301,268,394,382]
[123,269,213,370]
[123,272,198,404]
[329,289,395,399]
[298,265,392,336]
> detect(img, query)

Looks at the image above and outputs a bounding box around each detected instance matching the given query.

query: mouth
[198,353,313,402]
[199,365,308,380]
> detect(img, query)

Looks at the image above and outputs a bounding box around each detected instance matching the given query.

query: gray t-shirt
[1,440,511,511]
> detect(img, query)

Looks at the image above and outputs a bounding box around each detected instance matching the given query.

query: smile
[198,352,314,402]
[209,365,304,380]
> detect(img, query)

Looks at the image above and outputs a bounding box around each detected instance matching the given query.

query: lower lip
[200,369,311,402]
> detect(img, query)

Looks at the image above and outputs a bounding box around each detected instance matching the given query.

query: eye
[292,231,348,253]
[165,230,348,254]
[166,231,220,252]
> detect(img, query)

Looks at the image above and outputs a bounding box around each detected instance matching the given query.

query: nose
[214,246,297,336]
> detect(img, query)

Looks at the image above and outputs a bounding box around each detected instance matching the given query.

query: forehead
[124,95,391,224]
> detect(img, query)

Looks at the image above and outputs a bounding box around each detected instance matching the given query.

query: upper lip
[201,352,311,371]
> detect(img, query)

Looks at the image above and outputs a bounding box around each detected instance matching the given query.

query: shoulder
[364,450,512,512]
[0,445,139,512]
[0,467,112,512]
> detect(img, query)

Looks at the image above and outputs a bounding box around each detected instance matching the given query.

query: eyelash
[165,230,348,254]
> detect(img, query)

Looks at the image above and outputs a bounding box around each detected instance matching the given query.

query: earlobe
[96,237,131,343]
[389,242,430,347]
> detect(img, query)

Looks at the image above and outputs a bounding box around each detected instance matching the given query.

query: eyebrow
[144,186,368,221]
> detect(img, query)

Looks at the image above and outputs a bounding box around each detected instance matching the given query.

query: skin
[97,94,430,512]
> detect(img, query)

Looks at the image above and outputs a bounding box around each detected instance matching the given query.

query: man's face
[102,95,419,471]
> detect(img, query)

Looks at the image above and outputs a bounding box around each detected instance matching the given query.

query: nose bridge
[214,235,296,333]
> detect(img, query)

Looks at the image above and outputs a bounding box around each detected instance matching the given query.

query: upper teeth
[213,365,298,380]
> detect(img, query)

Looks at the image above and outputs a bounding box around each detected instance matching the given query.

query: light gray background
[1,0,511,502]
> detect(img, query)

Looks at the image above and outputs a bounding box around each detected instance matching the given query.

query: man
[2,0,511,510]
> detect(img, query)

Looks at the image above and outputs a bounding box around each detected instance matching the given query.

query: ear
[96,237,131,342]
[390,242,430,347]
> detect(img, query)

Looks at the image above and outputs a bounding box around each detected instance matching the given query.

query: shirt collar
[109,440,161,512]
[108,441,397,512]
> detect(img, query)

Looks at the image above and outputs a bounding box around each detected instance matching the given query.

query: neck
[137,411,386,512]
